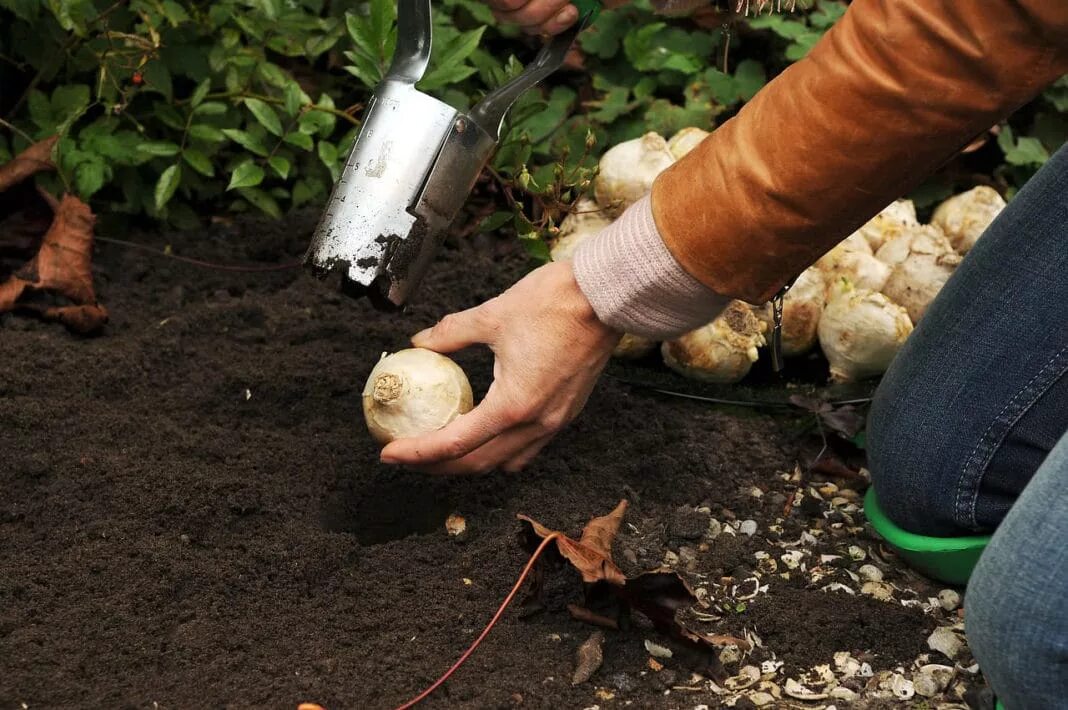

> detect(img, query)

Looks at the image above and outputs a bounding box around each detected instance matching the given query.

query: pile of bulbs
[549,128,1007,383]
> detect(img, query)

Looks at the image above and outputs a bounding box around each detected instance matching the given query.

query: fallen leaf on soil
[517,499,627,585]
[572,631,604,685]
[0,193,108,333]
[517,499,749,681]
[0,136,57,192]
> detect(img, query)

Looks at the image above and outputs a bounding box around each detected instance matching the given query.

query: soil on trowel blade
[1,210,935,709]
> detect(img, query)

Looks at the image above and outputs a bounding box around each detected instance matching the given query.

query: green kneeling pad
[863,487,992,587]
[864,489,1004,709]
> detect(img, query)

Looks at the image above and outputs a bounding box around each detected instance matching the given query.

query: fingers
[501,433,554,473]
[412,305,495,353]
[412,424,547,476]
[493,0,577,34]
[379,385,517,465]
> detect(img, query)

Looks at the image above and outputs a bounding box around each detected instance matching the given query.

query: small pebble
[913,664,954,697]
[829,686,857,701]
[847,545,867,561]
[927,627,963,660]
[677,546,697,570]
[719,645,742,665]
[889,673,915,700]
[857,564,883,582]
[861,581,894,601]
[747,692,775,707]
[644,639,673,659]
[706,518,723,540]
[937,589,961,611]
[738,519,758,537]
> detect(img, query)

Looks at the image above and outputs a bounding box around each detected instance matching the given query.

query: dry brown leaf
[0,136,57,193]
[517,499,748,683]
[0,193,108,333]
[517,499,627,585]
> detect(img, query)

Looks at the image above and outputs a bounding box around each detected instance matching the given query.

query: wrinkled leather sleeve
[650,0,1068,304]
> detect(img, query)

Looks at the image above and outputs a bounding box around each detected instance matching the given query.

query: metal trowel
[304,0,600,309]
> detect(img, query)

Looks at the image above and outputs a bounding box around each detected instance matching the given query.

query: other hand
[485,0,581,35]
[379,260,620,475]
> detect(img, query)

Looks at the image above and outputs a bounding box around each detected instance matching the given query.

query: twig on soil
[567,603,619,630]
[94,235,302,273]
[391,532,562,710]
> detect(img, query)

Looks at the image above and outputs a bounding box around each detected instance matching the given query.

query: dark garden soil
[1,211,956,709]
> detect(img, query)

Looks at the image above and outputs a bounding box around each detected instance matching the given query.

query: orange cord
[391,532,561,710]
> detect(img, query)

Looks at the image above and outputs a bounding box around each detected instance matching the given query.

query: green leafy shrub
[0,0,1063,236]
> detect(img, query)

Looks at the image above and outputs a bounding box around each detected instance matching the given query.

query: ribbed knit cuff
[572,195,731,339]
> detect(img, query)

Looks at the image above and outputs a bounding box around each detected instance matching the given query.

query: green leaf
[733,60,766,101]
[299,94,337,137]
[190,79,211,108]
[257,62,289,88]
[1,0,39,22]
[154,163,182,210]
[228,160,265,190]
[142,60,174,102]
[579,8,629,59]
[244,98,283,136]
[189,124,227,143]
[74,158,108,198]
[1005,135,1049,166]
[51,84,90,122]
[154,102,186,130]
[478,211,513,233]
[28,90,53,130]
[193,101,228,116]
[283,82,309,117]
[182,148,215,176]
[160,0,190,25]
[221,128,270,156]
[137,141,181,157]
[268,155,291,179]
[520,235,550,262]
[284,131,314,150]
[997,125,1048,167]
[317,140,339,180]
[419,27,485,91]
[237,187,282,218]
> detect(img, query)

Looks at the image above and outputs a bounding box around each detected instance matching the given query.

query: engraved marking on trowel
[365,141,391,178]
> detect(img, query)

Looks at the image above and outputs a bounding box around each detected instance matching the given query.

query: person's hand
[379,260,621,475]
[486,0,581,35]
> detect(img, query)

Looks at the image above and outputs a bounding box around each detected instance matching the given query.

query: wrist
[571,195,731,339]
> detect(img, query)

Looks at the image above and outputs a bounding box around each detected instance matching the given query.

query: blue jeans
[867,144,1068,707]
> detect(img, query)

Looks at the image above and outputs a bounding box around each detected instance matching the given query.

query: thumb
[412,306,493,353]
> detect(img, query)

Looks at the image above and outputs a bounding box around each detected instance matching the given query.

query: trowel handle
[385,0,433,84]
[468,0,600,140]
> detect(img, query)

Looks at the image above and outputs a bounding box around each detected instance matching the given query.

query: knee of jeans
[866,370,958,535]
[964,546,1066,707]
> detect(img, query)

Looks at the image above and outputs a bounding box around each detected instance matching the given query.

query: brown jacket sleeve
[650,0,1068,304]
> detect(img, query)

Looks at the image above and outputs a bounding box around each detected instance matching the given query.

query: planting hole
[320,475,452,544]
